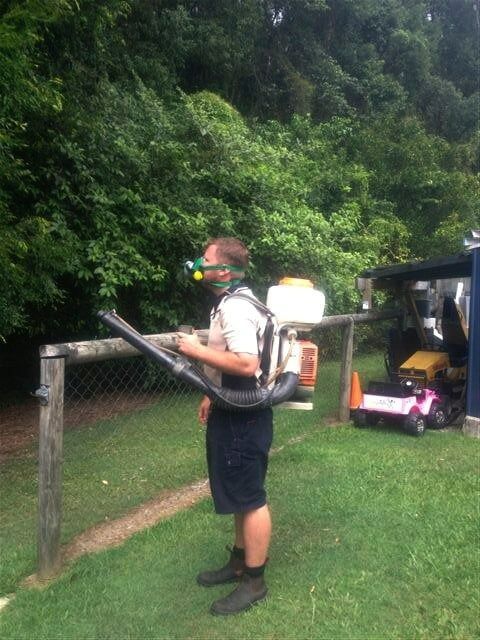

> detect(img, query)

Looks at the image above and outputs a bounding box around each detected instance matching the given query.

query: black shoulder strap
[223,290,275,386]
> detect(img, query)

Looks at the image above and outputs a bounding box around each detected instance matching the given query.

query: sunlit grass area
[4,348,475,640]
[1,424,478,639]
[0,349,352,594]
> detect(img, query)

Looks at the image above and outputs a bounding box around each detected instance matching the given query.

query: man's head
[202,237,249,290]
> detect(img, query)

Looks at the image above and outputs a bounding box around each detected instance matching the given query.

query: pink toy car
[354,379,450,436]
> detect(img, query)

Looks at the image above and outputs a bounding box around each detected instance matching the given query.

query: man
[176,237,273,616]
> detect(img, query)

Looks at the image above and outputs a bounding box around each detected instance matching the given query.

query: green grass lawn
[0,425,478,639]
[0,353,343,594]
[1,352,478,638]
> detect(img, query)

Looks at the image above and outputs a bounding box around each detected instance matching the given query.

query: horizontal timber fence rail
[36,309,401,580]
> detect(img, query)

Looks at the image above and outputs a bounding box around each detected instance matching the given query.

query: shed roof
[360,252,472,283]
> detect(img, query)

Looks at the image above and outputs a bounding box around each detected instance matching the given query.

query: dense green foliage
[0,0,478,340]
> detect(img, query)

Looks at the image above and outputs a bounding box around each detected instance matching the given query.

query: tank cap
[279,277,314,288]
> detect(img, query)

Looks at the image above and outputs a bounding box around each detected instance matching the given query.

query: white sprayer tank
[266,277,325,330]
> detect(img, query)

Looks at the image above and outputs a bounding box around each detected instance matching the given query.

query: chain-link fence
[64,358,191,430]
[63,335,332,433]
[61,316,397,433]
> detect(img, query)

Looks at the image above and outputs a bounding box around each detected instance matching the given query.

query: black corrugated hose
[97,310,298,411]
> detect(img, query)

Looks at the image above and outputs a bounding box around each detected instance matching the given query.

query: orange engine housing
[298,340,318,387]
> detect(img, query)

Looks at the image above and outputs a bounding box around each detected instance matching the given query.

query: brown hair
[204,237,249,269]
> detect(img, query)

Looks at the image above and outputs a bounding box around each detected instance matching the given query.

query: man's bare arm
[176,332,259,377]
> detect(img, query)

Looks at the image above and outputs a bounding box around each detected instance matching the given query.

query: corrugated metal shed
[359,250,478,435]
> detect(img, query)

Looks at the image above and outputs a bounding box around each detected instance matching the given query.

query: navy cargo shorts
[206,406,273,515]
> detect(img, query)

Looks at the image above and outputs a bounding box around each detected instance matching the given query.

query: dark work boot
[210,573,268,616]
[197,546,245,587]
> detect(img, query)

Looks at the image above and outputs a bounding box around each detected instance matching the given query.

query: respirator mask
[183,257,244,287]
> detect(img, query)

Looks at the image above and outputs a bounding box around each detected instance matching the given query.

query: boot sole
[210,589,268,616]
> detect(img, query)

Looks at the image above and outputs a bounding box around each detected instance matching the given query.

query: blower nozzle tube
[97,310,298,411]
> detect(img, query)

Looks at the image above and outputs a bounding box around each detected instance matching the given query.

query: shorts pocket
[225,449,242,468]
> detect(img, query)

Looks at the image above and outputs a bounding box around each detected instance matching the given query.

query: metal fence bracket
[32,384,49,406]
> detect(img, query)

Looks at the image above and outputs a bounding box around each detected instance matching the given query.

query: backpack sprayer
[98,275,325,411]
[265,278,325,409]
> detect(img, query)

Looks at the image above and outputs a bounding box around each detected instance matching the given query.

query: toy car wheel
[354,410,379,428]
[353,410,368,428]
[427,402,449,429]
[366,412,380,426]
[404,411,426,437]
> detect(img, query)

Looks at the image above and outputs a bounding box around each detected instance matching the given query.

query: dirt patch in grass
[63,478,211,562]
[0,401,39,462]
[22,478,211,588]
[0,393,158,464]
[21,432,319,588]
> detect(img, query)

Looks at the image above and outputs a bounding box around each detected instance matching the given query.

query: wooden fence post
[37,356,65,580]
[339,317,354,422]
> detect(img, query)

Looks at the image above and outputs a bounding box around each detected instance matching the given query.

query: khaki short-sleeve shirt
[204,288,267,387]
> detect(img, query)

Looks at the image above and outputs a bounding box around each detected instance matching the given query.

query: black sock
[244,564,265,578]
[232,545,245,560]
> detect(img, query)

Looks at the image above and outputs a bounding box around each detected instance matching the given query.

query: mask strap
[208,278,242,288]
[201,264,244,273]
